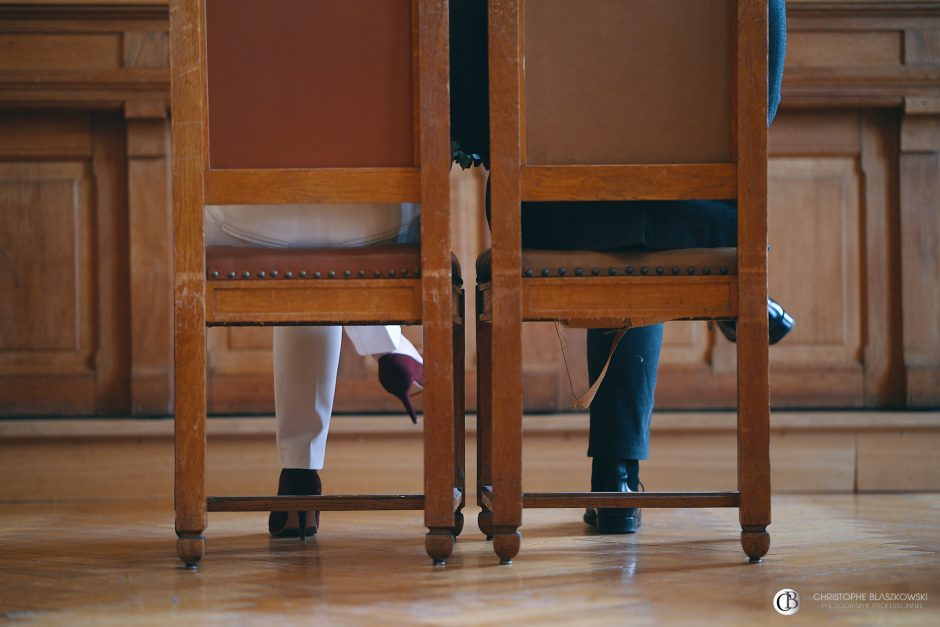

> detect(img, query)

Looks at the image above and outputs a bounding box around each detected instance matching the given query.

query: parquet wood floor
[0,495,937,625]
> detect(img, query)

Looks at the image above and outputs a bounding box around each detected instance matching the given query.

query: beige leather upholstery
[524,0,732,165]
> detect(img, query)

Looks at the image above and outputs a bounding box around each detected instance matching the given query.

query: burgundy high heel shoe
[377,354,424,424]
[268,468,321,540]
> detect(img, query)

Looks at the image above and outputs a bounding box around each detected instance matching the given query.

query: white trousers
[206,203,420,469]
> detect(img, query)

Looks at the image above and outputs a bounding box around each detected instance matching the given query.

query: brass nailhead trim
[214,268,438,280]
[517,263,732,278]
[216,263,727,282]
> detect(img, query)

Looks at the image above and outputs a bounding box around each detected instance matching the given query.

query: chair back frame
[480,0,771,563]
[170,0,460,567]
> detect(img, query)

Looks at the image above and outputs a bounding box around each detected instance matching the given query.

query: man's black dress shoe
[716,297,794,345]
[584,458,641,534]
[269,468,321,539]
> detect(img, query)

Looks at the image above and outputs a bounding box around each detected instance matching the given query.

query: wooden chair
[477,0,771,563]
[170,0,464,567]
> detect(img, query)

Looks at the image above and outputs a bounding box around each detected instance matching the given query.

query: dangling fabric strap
[556,324,630,409]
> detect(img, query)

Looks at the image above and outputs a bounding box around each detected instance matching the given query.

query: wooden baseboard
[1,411,938,502]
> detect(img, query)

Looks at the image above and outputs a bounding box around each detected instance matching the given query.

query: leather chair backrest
[524,0,732,165]
[205,0,415,169]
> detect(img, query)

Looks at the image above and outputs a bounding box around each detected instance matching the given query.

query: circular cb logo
[774,589,800,615]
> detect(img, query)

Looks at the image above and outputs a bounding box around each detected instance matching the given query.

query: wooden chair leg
[451,290,466,539]
[174,294,207,569]
[489,305,523,564]
[475,288,494,540]
[423,295,456,564]
[737,303,771,562]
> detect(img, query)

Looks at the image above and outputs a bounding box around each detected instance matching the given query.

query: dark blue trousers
[586,325,663,460]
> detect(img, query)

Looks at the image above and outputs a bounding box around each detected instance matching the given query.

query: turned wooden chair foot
[493,530,521,564]
[176,534,205,569]
[425,529,456,565]
[741,528,770,563]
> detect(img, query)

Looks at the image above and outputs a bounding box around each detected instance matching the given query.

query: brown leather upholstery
[205,0,414,169]
[475,247,736,282]
[207,245,462,285]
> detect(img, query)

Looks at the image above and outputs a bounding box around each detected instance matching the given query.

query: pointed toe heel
[377,354,424,423]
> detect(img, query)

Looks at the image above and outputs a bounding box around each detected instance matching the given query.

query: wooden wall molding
[785,2,940,107]
[0,2,168,22]
[0,2,168,106]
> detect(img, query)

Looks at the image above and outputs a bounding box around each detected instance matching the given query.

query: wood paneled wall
[0,3,172,415]
[0,0,937,416]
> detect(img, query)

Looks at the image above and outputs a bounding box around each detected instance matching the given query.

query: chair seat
[475,247,736,282]
[207,244,462,285]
